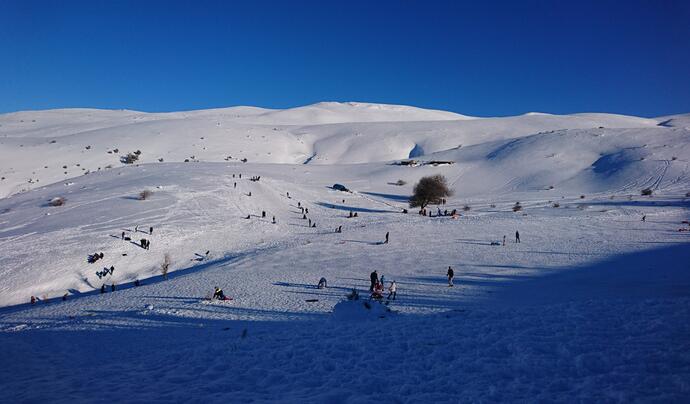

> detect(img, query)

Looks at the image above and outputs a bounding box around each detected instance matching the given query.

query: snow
[0,102,689,402]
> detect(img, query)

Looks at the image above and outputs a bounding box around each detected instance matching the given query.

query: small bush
[161,254,171,280]
[49,197,65,206]
[512,202,522,212]
[641,188,653,196]
[121,153,139,164]
[139,190,153,200]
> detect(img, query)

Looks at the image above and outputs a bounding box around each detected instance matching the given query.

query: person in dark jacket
[213,287,227,300]
[100,284,106,294]
[370,270,379,292]
[149,226,153,235]
[384,232,389,244]
[447,266,454,287]
[515,231,520,243]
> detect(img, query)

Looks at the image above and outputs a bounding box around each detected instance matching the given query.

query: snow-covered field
[0,103,689,402]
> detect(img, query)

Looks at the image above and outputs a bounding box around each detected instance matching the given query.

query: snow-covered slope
[1,102,689,402]
[0,102,674,198]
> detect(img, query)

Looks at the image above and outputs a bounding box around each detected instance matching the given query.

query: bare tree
[409,175,453,209]
[161,254,171,279]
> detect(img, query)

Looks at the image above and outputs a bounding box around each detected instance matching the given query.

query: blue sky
[1,0,689,116]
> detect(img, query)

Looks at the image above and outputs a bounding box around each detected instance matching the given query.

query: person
[388,281,397,300]
[135,225,139,233]
[110,265,115,276]
[149,226,153,235]
[370,270,378,291]
[303,214,307,220]
[317,277,327,289]
[287,192,290,198]
[515,231,520,243]
[262,211,266,218]
[30,295,36,305]
[354,212,358,217]
[134,279,141,287]
[437,207,441,216]
[248,191,251,197]
[308,218,312,227]
[447,266,454,287]
[111,283,116,292]
[213,287,227,300]
[234,182,236,189]
[349,211,353,218]
[372,281,384,299]
[380,274,385,287]
[272,216,276,224]
[62,293,68,301]
[305,208,309,214]
[141,239,147,249]
[311,222,316,228]
[384,231,389,244]
[642,215,646,222]
[246,214,251,219]
[100,284,106,294]
[502,235,506,246]
[121,231,125,240]
[298,201,301,207]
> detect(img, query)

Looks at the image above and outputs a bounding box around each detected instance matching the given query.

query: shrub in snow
[49,197,65,207]
[139,190,153,200]
[512,202,522,212]
[121,153,139,164]
[161,254,171,279]
[409,174,453,209]
[641,188,653,196]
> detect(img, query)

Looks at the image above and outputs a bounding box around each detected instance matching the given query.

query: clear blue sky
[1,0,689,117]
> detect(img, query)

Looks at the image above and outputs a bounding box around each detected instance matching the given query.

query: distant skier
[135,225,139,233]
[305,208,309,214]
[272,216,276,224]
[134,279,141,287]
[387,281,397,300]
[318,277,328,289]
[515,231,520,243]
[447,266,454,287]
[262,211,266,218]
[502,235,506,246]
[149,226,153,235]
[141,239,147,249]
[234,182,236,189]
[100,284,106,294]
[311,222,316,228]
[121,231,125,240]
[287,192,290,198]
[370,270,379,292]
[62,293,68,301]
[308,219,312,227]
[110,266,115,276]
[111,283,116,292]
[642,215,646,222]
[30,295,36,305]
[384,232,389,244]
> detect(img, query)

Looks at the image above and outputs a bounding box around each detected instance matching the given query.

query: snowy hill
[1,102,689,402]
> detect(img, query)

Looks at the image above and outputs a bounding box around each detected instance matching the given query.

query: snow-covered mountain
[0,102,685,198]
[1,102,689,402]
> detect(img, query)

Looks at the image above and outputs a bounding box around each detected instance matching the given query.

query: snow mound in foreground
[332,298,393,321]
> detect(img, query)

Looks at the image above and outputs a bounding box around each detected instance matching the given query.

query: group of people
[369,270,397,300]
